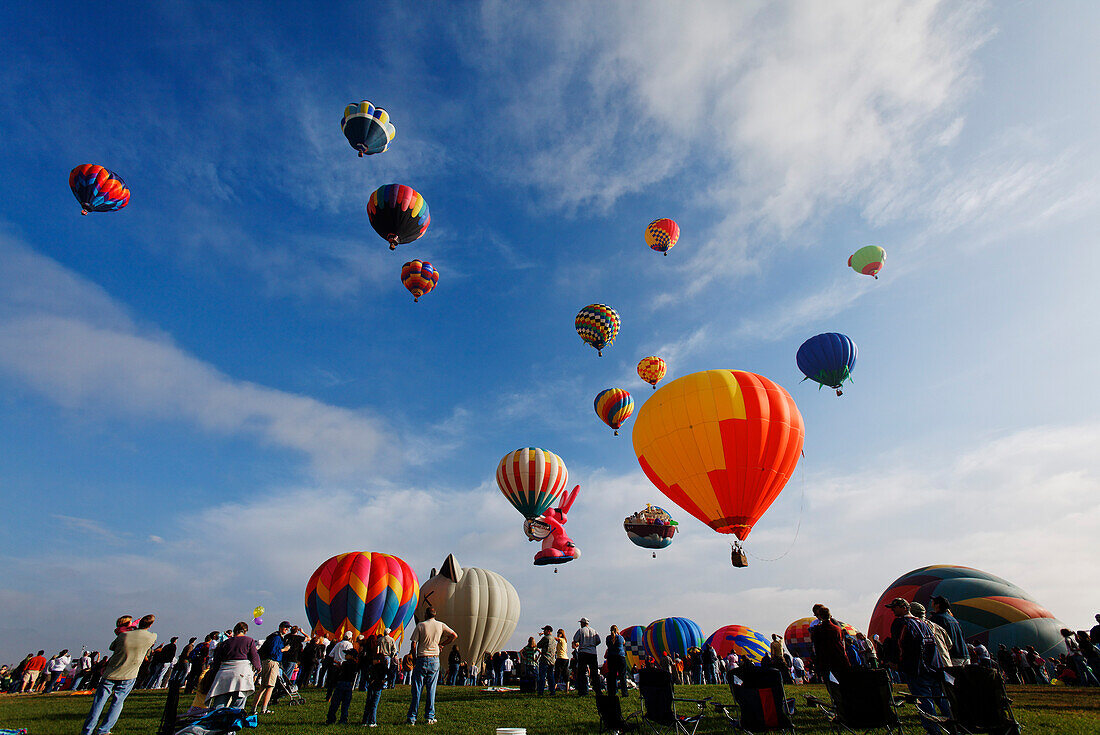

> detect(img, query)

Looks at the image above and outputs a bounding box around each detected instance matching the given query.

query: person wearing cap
[809,606,849,681]
[537,626,557,695]
[406,605,458,725]
[605,625,628,697]
[910,603,952,671]
[928,597,969,667]
[573,617,602,696]
[254,621,291,715]
[885,599,950,734]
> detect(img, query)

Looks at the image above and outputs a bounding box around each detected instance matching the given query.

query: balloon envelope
[69,164,130,214]
[644,617,704,659]
[621,625,648,669]
[784,617,860,661]
[632,370,805,541]
[496,447,570,519]
[623,505,677,550]
[367,184,430,249]
[848,245,886,278]
[796,333,857,393]
[305,551,420,643]
[401,260,438,301]
[415,554,520,668]
[645,218,680,255]
[594,388,634,434]
[575,304,620,356]
[706,625,770,663]
[637,356,667,388]
[867,565,1068,659]
[342,100,396,156]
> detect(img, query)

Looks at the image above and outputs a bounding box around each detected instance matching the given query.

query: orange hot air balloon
[631,370,804,549]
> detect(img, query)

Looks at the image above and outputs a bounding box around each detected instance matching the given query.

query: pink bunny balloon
[533,485,581,567]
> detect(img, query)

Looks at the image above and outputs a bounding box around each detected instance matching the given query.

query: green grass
[3,682,1099,734]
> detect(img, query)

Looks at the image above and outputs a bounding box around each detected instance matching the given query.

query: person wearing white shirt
[46,650,72,692]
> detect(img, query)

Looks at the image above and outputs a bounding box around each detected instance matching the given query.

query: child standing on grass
[326,648,359,724]
[361,649,390,727]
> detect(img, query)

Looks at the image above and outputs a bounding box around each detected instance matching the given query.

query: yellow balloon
[253,606,265,618]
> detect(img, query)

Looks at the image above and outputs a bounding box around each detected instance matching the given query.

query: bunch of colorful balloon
[252,605,265,626]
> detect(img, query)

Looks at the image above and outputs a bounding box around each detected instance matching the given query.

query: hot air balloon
[637,356,667,390]
[594,388,634,436]
[632,370,805,566]
[401,260,438,302]
[784,617,860,661]
[575,304,620,356]
[496,447,570,520]
[796,332,857,396]
[705,625,770,663]
[621,625,648,669]
[848,245,886,279]
[867,565,1068,659]
[304,551,420,642]
[367,184,430,250]
[341,100,396,156]
[645,218,679,256]
[644,617,704,659]
[69,165,130,215]
[624,504,677,557]
[415,554,520,668]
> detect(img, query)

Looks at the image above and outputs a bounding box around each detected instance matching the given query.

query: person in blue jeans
[361,651,389,727]
[82,614,158,735]
[406,606,458,725]
[604,626,628,697]
[326,649,359,724]
[537,626,556,695]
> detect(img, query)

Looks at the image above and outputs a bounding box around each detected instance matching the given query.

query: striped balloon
[304,551,420,643]
[400,260,438,302]
[637,356,667,389]
[783,617,861,661]
[594,388,634,435]
[575,304,620,356]
[367,183,430,250]
[645,218,680,256]
[69,164,130,215]
[644,617,704,659]
[621,625,648,669]
[496,447,570,520]
[706,625,770,663]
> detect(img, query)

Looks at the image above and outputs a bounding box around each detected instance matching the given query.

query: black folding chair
[637,668,710,735]
[908,666,1020,735]
[597,693,640,734]
[805,668,904,734]
[714,667,795,734]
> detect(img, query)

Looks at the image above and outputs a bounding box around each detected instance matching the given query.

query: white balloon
[416,554,520,667]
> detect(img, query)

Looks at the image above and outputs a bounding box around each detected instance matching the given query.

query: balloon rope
[745,456,806,562]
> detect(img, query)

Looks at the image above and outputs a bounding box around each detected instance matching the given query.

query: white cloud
[0,237,395,478]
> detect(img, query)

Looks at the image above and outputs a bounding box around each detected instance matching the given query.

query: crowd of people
[3,606,1098,733]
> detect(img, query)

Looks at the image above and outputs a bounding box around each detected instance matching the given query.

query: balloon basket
[731,543,749,568]
[835,389,843,397]
[613,430,618,436]
[651,552,656,559]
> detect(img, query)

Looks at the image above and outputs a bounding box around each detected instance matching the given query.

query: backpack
[908,618,946,674]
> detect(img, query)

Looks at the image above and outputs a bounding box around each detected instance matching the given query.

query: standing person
[537,626,558,695]
[447,644,462,685]
[20,650,47,693]
[255,621,291,714]
[153,637,178,688]
[327,631,355,701]
[297,635,320,690]
[604,625,628,697]
[185,633,218,694]
[171,638,197,688]
[81,614,158,735]
[809,606,850,682]
[376,628,398,689]
[205,621,261,711]
[703,643,719,684]
[997,644,1020,683]
[46,650,72,692]
[71,651,94,691]
[406,605,458,726]
[928,597,969,667]
[501,651,514,685]
[281,626,305,687]
[573,617,602,696]
[361,645,390,727]
[855,633,878,669]
[555,630,571,693]
[520,637,539,680]
[885,598,950,735]
[326,649,359,725]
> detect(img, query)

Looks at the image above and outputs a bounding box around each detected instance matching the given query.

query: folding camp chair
[906,666,1021,735]
[173,707,258,735]
[596,693,640,734]
[637,668,710,735]
[805,668,904,734]
[714,667,795,734]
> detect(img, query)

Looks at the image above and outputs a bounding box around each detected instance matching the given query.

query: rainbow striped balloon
[621,625,647,669]
[496,447,570,520]
[706,624,771,663]
[637,356,667,389]
[645,218,680,255]
[367,183,430,250]
[644,617,704,659]
[575,304,620,356]
[304,551,419,643]
[594,388,634,435]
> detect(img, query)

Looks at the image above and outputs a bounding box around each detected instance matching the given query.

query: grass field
[2,682,1099,734]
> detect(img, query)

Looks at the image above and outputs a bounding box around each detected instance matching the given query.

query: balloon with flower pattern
[69,165,130,215]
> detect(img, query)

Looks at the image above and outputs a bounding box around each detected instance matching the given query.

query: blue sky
[1,1,1098,663]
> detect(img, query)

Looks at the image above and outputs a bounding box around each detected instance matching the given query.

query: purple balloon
[254,617,263,625]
